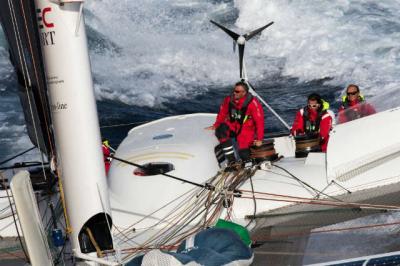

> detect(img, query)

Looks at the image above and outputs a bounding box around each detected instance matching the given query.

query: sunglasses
[234,90,245,94]
[347,91,358,96]
[308,104,319,108]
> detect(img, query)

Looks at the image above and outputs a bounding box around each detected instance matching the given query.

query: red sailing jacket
[102,144,111,174]
[214,95,264,149]
[337,98,376,124]
[291,107,332,152]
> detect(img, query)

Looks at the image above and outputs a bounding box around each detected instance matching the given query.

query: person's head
[233,81,249,100]
[102,138,109,147]
[346,84,360,101]
[307,93,322,111]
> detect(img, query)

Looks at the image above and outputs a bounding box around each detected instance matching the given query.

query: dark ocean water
[1,0,400,264]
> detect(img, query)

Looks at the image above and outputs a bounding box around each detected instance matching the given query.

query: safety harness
[301,100,330,134]
[341,95,365,121]
[228,93,253,136]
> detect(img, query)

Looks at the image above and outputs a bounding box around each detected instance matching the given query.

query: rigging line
[240,195,400,211]
[270,165,321,196]
[100,121,150,128]
[0,203,13,212]
[252,220,400,242]
[119,171,236,253]
[20,0,53,181]
[123,190,219,257]
[0,161,49,171]
[138,191,210,247]
[8,0,47,181]
[8,0,30,86]
[117,189,202,246]
[121,202,217,261]
[330,180,352,193]
[247,81,291,130]
[118,186,198,237]
[238,188,400,210]
[20,0,55,156]
[0,146,36,166]
[0,213,13,220]
[245,175,256,229]
[272,163,344,202]
[258,167,318,197]
[110,155,214,190]
[0,171,30,263]
[161,192,223,242]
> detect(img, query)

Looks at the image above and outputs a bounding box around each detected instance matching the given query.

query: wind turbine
[210,20,290,130]
[210,20,274,80]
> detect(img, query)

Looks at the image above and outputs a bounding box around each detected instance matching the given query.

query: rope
[245,175,256,228]
[110,155,214,190]
[239,190,400,212]
[85,227,104,258]
[271,163,345,202]
[56,170,72,234]
[117,166,257,263]
[0,146,36,166]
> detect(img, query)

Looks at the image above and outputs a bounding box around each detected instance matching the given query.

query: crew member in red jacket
[337,84,376,124]
[206,81,264,161]
[291,93,332,152]
[102,139,112,174]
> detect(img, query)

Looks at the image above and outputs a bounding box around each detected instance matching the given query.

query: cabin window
[133,162,174,176]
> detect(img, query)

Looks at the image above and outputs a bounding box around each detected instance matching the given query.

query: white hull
[106,108,400,253]
[1,108,399,262]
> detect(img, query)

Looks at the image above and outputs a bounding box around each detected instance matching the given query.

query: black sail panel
[0,0,54,158]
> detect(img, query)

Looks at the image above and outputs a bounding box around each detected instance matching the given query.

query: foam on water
[0,30,43,162]
[81,0,400,109]
[85,0,239,107]
[234,0,400,98]
[1,1,400,154]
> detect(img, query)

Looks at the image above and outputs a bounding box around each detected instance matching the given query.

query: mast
[32,0,113,256]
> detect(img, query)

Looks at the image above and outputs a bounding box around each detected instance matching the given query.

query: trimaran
[1,0,400,265]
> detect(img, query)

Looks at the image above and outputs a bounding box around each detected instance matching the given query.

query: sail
[0,0,54,158]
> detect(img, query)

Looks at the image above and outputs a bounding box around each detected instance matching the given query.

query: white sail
[10,171,53,266]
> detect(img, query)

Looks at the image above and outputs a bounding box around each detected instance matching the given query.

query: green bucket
[214,219,252,246]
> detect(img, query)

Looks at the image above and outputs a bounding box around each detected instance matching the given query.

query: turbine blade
[210,20,240,41]
[244,21,274,41]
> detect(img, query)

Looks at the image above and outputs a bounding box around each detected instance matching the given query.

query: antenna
[210,20,273,79]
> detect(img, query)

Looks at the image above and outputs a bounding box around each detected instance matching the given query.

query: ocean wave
[234,0,400,98]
